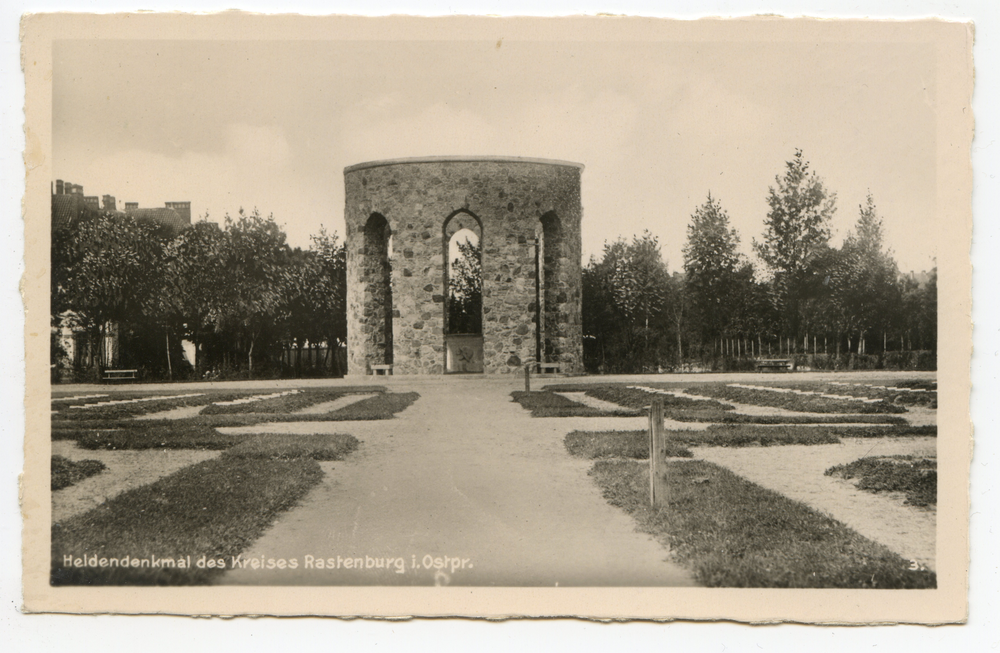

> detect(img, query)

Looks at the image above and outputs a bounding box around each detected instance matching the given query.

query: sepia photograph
[19,12,973,622]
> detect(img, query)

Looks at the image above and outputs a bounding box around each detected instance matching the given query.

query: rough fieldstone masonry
[345,156,584,375]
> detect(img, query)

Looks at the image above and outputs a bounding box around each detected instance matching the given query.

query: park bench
[755,359,793,372]
[103,368,138,382]
[370,364,393,376]
[537,363,561,374]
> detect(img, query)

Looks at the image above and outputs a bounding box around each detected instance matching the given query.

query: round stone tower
[344,156,584,375]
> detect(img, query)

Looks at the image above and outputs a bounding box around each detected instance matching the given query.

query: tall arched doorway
[537,211,565,365]
[443,211,483,373]
[362,213,393,370]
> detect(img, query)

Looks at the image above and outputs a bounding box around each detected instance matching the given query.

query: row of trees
[52,208,347,381]
[583,150,937,373]
[51,149,938,380]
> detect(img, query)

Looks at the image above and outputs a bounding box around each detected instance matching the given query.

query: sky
[53,37,939,273]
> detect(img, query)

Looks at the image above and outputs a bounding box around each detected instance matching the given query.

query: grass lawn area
[52,387,391,421]
[52,392,419,435]
[680,383,907,414]
[49,385,407,584]
[772,381,937,408]
[532,383,912,423]
[200,387,379,415]
[565,430,693,459]
[826,456,937,507]
[568,427,839,450]
[52,391,258,421]
[326,392,418,420]
[51,456,106,491]
[61,423,246,451]
[510,391,636,417]
[545,384,732,412]
[590,459,936,588]
[567,425,934,457]
[662,410,908,424]
[51,432,357,585]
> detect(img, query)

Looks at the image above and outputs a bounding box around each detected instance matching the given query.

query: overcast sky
[53,37,938,273]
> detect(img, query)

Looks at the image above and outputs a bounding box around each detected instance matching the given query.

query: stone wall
[345,157,583,375]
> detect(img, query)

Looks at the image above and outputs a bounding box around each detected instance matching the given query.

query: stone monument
[344,156,584,375]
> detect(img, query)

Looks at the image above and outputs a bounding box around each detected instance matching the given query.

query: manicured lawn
[50,432,357,585]
[49,384,406,585]
[65,423,246,451]
[200,387,379,415]
[674,425,842,447]
[52,391,255,421]
[567,427,838,453]
[532,383,914,423]
[685,424,935,444]
[545,384,731,412]
[590,459,936,588]
[326,392,418,420]
[52,387,392,420]
[826,456,937,507]
[225,433,358,461]
[52,391,419,435]
[773,381,937,408]
[662,410,908,425]
[51,456,106,491]
[510,391,635,417]
[565,430,693,459]
[566,425,934,457]
[829,425,936,438]
[680,383,907,414]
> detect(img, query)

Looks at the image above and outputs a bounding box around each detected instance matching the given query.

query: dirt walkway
[220,380,694,587]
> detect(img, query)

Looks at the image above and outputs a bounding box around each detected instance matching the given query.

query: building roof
[52,194,188,238]
[126,207,187,236]
[52,194,98,231]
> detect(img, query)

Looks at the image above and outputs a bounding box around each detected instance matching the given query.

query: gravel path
[51,441,220,523]
[221,381,694,587]
[693,437,936,570]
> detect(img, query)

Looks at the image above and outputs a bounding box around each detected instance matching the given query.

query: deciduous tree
[683,193,742,347]
[754,149,837,344]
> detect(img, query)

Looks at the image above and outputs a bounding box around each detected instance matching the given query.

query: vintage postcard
[20,14,972,621]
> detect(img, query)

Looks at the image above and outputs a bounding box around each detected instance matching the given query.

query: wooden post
[524,362,531,392]
[165,330,172,381]
[649,399,669,508]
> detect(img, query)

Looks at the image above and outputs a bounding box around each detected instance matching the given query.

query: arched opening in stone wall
[539,211,564,364]
[443,210,484,373]
[363,213,393,369]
